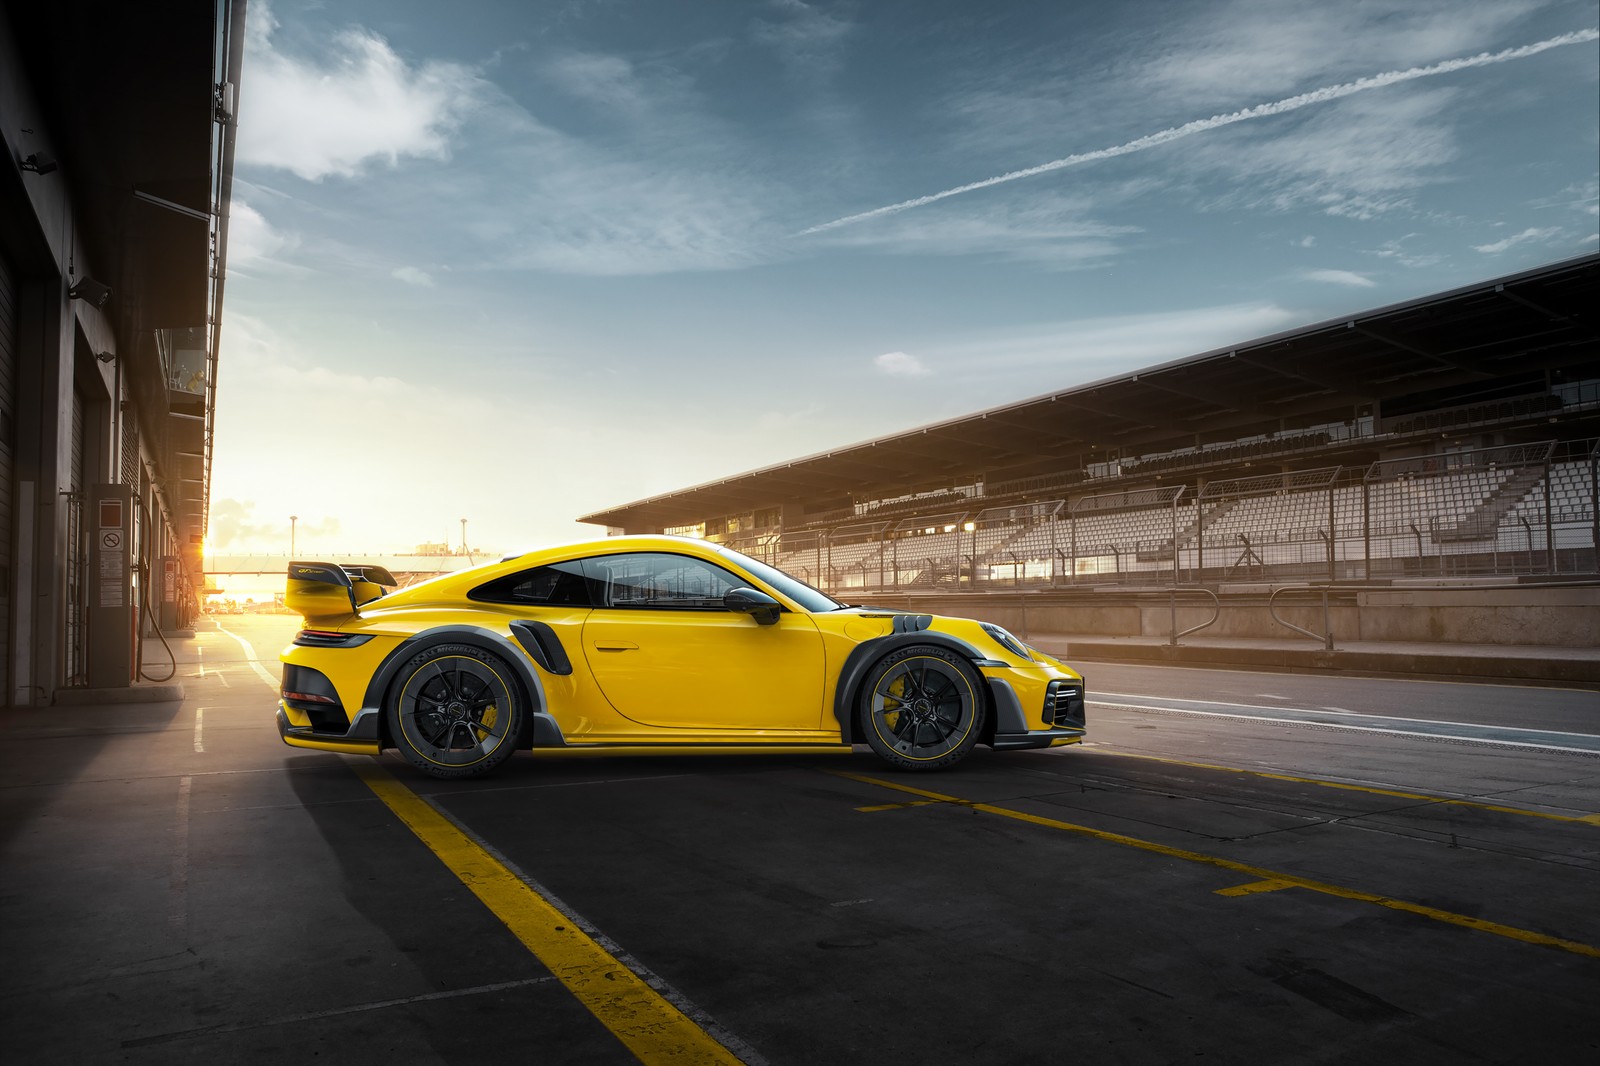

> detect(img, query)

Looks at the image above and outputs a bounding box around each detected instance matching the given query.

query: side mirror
[724,587,781,625]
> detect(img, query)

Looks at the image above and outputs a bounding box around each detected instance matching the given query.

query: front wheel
[388,643,523,779]
[859,644,985,771]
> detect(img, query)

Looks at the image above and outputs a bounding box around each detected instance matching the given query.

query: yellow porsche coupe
[277,536,1085,779]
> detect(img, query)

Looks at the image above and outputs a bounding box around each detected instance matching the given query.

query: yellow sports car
[277,536,1085,779]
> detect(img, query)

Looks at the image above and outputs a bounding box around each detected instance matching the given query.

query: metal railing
[769,439,1598,595]
[1169,587,1221,646]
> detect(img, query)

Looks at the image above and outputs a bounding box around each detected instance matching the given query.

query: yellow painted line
[1095,748,1600,827]
[832,771,1600,960]
[353,761,746,1065]
[855,799,942,813]
[1216,879,1297,897]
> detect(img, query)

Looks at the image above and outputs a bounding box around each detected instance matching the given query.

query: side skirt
[531,742,853,760]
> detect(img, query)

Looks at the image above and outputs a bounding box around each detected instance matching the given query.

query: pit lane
[2,614,1595,1064]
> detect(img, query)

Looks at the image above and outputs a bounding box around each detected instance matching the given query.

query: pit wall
[854,585,1600,649]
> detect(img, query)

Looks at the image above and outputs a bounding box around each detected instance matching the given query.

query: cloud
[226,200,294,265]
[939,0,1546,161]
[1136,0,1545,105]
[798,28,1597,234]
[302,33,786,277]
[1368,234,1444,269]
[1473,226,1564,253]
[392,266,435,286]
[934,303,1308,399]
[875,351,929,377]
[545,52,651,114]
[238,4,483,180]
[1188,88,1461,220]
[810,190,1144,265]
[752,0,854,78]
[1529,180,1599,217]
[234,17,781,278]
[1302,269,1376,287]
[208,498,341,552]
[207,498,283,549]
[441,98,780,276]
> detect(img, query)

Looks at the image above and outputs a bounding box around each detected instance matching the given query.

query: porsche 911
[276,535,1085,778]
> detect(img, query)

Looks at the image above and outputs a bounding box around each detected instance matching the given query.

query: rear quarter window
[469,561,596,606]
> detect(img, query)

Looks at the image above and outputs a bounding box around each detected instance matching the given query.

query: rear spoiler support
[287,561,398,617]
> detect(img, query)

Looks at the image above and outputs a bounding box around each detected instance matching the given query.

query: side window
[582,553,747,610]
[470,560,595,606]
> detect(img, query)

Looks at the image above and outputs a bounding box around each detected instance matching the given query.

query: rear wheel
[859,644,984,771]
[388,643,523,779]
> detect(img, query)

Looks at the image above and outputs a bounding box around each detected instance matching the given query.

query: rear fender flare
[833,631,993,744]
[360,625,556,750]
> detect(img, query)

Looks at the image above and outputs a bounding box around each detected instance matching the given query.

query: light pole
[290,514,298,558]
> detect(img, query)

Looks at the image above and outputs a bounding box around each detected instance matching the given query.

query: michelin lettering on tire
[859,643,984,771]
[389,643,523,779]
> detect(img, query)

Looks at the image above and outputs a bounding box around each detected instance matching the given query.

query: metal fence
[749,438,1598,591]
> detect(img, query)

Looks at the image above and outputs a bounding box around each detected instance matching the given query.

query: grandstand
[582,255,1599,593]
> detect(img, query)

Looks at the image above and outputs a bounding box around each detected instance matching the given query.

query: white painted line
[193,707,205,753]
[215,624,281,692]
[124,976,561,1047]
[1091,699,1600,754]
[170,776,191,932]
[1094,691,1598,737]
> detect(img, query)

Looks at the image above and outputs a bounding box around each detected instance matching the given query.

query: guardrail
[1268,584,1334,651]
[1169,587,1220,647]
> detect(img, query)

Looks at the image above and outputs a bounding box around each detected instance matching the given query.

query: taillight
[293,629,372,648]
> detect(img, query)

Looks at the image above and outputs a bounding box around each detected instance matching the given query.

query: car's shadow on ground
[359,743,1068,800]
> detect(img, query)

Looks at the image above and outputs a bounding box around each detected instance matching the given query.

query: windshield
[711,545,845,613]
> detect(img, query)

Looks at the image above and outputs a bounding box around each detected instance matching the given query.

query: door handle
[592,639,639,651]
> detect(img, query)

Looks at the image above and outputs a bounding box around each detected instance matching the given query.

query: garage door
[64,386,85,685]
[0,250,16,700]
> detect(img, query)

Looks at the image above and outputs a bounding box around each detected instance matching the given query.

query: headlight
[1025,645,1060,667]
[981,623,1033,661]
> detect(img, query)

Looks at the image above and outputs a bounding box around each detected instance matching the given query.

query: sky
[211,0,1600,559]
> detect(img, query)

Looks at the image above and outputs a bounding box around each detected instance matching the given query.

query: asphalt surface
[1,614,1596,1064]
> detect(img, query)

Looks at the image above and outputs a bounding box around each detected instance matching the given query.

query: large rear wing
[285,561,397,622]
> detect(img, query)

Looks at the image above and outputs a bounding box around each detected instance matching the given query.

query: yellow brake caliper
[882,674,905,730]
[476,702,499,741]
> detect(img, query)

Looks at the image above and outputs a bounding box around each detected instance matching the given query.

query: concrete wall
[1350,588,1599,646]
[858,585,1600,648]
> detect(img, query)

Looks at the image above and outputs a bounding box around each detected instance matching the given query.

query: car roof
[373,535,791,610]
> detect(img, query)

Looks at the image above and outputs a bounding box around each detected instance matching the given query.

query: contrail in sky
[796,28,1599,236]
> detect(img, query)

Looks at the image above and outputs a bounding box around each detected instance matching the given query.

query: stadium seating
[776,444,1594,589]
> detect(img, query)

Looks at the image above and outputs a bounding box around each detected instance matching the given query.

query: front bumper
[990,726,1086,751]
[985,674,1087,750]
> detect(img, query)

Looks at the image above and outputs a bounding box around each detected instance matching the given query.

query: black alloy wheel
[389,643,523,778]
[860,643,984,771]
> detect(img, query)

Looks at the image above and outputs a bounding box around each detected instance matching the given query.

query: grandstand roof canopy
[582,254,1600,532]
